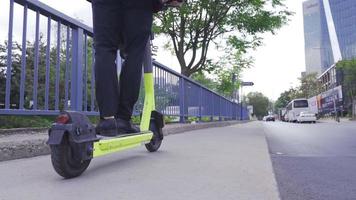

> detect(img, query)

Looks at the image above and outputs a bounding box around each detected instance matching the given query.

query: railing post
[199,86,202,122]
[232,103,234,120]
[179,77,185,123]
[219,97,222,121]
[71,28,84,111]
[211,93,214,121]
[5,0,14,109]
[19,4,28,110]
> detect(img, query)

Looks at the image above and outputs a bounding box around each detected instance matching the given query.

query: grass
[0,115,221,129]
[0,115,101,129]
[0,116,55,129]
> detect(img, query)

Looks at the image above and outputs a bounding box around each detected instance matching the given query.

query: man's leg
[92,0,123,136]
[116,8,153,122]
[92,0,122,118]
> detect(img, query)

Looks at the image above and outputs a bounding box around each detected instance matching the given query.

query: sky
[0,0,306,101]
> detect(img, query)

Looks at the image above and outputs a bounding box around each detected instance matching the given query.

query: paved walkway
[0,121,244,161]
[0,122,280,200]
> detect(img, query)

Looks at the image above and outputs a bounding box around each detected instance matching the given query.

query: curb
[317,118,353,123]
[0,120,249,162]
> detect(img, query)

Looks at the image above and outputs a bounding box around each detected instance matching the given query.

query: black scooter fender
[47,111,99,160]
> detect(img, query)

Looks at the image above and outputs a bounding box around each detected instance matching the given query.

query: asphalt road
[263,121,356,200]
[0,122,279,200]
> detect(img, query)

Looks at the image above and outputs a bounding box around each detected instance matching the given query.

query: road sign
[241,82,254,86]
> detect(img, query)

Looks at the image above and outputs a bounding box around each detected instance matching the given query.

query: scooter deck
[93,131,153,157]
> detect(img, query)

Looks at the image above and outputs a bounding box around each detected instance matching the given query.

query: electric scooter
[47,38,164,179]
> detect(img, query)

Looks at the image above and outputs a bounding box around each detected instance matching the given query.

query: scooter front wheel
[50,137,91,179]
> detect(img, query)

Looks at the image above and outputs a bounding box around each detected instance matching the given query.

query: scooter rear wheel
[145,121,163,152]
[50,137,91,179]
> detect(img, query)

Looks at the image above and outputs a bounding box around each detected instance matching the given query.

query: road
[263,121,356,200]
[0,122,279,200]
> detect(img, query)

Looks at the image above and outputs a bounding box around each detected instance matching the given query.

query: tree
[155,0,291,77]
[190,71,216,91]
[274,87,301,110]
[245,92,270,119]
[191,65,243,99]
[336,59,356,118]
[298,73,322,98]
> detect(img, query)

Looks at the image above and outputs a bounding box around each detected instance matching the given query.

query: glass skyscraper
[303,0,356,75]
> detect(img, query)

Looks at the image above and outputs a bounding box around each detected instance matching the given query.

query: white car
[297,112,317,123]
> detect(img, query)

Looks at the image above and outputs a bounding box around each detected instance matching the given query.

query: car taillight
[56,114,70,124]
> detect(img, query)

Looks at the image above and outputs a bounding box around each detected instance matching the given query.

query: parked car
[264,115,275,122]
[296,111,317,123]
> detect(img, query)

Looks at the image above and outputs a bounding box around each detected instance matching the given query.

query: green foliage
[190,71,216,91]
[191,66,241,99]
[201,116,212,122]
[0,115,100,129]
[154,0,291,77]
[336,59,356,117]
[214,66,241,97]
[274,74,321,110]
[245,92,270,118]
[0,115,55,129]
[298,73,322,99]
[336,59,356,100]
[164,115,179,123]
[187,116,199,123]
[274,87,302,110]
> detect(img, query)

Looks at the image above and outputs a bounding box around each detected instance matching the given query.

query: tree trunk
[181,67,192,78]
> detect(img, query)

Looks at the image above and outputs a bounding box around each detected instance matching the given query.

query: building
[303,0,356,76]
[303,0,356,116]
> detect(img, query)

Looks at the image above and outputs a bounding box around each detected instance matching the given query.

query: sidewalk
[318,117,353,123]
[0,120,248,162]
[0,121,280,200]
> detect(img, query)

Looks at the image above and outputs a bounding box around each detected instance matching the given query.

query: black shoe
[116,118,140,133]
[96,118,119,137]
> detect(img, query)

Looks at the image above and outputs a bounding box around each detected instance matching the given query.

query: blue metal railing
[0,0,249,121]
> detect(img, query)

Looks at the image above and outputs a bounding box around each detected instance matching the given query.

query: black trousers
[92,0,153,120]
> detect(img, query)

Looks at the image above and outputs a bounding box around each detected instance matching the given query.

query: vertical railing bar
[64,26,70,110]
[164,70,167,114]
[5,0,14,109]
[158,68,161,112]
[199,86,202,121]
[91,40,95,111]
[219,96,221,119]
[84,34,88,111]
[55,21,61,110]
[168,73,171,116]
[162,70,165,114]
[71,28,84,111]
[170,74,172,116]
[154,65,157,109]
[211,92,214,121]
[33,11,40,110]
[44,16,51,110]
[19,4,28,110]
[179,76,185,123]
[174,75,176,116]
